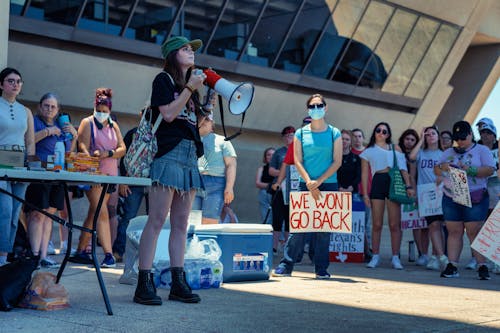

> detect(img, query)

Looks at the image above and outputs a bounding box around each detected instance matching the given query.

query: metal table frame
[0,169,151,315]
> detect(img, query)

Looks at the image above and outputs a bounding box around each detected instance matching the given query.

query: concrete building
[2,0,499,222]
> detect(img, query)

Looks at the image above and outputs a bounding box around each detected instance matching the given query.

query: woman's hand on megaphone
[188,68,206,90]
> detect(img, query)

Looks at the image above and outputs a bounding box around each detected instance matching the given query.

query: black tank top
[260,164,273,183]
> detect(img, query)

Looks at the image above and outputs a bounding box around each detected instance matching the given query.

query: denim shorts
[442,193,489,222]
[150,139,204,194]
[192,175,225,219]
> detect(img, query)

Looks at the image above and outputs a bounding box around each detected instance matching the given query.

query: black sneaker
[478,265,490,280]
[440,263,459,278]
[69,250,93,265]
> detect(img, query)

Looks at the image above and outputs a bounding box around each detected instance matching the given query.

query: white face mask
[93,111,109,124]
[308,107,325,120]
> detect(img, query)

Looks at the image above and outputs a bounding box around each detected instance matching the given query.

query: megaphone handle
[218,94,228,139]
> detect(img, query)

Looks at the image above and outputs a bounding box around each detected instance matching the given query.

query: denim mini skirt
[150,139,204,194]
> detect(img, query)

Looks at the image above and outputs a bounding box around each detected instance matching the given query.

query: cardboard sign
[449,166,471,207]
[329,199,365,263]
[417,182,443,217]
[471,201,500,266]
[401,202,427,230]
[289,191,352,233]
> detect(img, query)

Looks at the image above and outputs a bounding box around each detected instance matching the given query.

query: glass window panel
[31,0,86,25]
[330,1,392,87]
[332,0,368,38]
[274,0,333,73]
[382,16,439,95]
[128,0,182,44]
[206,0,264,62]
[405,24,459,99]
[250,0,304,69]
[373,9,417,72]
[183,0,226,45]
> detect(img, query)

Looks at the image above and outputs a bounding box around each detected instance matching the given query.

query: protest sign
[449,166,471,207]
[289,191,352,233]
[329,199,365,263]
[417,182,443,217]
[401,202,427,230]
[471,201,500,266]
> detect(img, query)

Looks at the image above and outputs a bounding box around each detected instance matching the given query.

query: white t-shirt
[360,144,407,176]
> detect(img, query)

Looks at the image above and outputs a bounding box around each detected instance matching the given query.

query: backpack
[123,107,162,178]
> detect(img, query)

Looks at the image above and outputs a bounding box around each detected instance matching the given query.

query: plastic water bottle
[54,140,65,170]
[184,260,200,290]
[199,262,212,289]
[211,260,223,288]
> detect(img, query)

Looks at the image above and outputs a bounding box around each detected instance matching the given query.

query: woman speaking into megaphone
[134,36,211,306]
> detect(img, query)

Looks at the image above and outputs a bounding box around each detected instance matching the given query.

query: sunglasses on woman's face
[307,103,325,109]
[375,128,388,135]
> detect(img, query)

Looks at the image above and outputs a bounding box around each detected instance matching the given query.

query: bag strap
[392,144,399,169]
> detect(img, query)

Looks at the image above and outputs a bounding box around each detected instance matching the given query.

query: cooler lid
[193,223,272,234]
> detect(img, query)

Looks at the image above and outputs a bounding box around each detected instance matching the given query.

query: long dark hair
[262,147,274,164]
[423,126,443,150]
[367,122,392,148]
[398,129,419,157]
[163,50,203,115]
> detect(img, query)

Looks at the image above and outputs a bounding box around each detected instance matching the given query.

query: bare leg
[429,221,445,256]
[78,187,111,253]
[40,208,57,259]
[138,187,173,270]
[387,200,402,255]
[169,190,196,267]
[370,199,385,254]
[465,221,488,264]
[444,221,464,263]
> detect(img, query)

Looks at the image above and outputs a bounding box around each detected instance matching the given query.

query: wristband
[466,166,478,177]
[184,84,195,94]
[108,150,114,158]
[405,185,413,190]
[45,128,50,137]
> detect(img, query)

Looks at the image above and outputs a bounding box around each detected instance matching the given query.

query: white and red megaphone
[203,69,254,115]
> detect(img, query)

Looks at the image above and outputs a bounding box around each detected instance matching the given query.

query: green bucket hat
[161,36,203,59]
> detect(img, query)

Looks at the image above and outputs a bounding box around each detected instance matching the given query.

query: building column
[0,1,9,69]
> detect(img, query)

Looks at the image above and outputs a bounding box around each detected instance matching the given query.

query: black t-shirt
[338,151,361,193]
[150,71,202,158]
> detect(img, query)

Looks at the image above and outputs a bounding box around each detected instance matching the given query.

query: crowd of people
[0,33,499,310]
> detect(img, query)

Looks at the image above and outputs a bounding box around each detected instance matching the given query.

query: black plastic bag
[0,255,39,311]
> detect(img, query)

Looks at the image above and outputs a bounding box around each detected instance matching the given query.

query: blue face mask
[308,107,325,120]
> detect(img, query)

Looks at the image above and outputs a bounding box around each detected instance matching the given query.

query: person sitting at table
[69,88,125,268]
[24,93,77,269]
[0,67,35,266]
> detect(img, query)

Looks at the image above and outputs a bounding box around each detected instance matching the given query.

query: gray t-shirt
[416,149,442,185]
[198,133,237,177]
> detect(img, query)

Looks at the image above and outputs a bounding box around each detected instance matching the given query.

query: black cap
[452,120,472,141]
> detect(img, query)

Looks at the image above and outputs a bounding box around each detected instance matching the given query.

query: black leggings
[271,191,289,232]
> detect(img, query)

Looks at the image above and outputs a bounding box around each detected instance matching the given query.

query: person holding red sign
[272,94,342,279]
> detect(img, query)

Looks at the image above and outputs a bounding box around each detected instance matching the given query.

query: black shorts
[424,215,444,225]
[370,173,390,200]
[24,183,65,212]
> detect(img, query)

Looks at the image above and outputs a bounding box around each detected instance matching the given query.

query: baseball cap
[476,117,497,136]
[281,126,295,136]
[452,120,472,141]
[161,36,203,59]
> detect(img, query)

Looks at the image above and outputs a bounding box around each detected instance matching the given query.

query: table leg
[57,183,73,283]
[91,183,113,315]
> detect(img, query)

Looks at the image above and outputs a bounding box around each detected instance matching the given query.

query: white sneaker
[416,254,429,266]
[391,256,404,270]
[426,256,440,271]
[47,241,56,255]
[366,254,380,268]
[465,257,477,270]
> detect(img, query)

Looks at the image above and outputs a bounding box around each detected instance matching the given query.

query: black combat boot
[168,267,201,303]
[133,269,162,305]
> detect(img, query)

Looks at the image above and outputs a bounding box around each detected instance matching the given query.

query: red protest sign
[289,191,352,233]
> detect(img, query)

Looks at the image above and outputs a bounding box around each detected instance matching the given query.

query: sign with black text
[289,191,352,233]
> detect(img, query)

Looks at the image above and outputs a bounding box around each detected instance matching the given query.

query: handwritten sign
[329,200,365,263]
[449,166,471,207]
[471,201,500,266]
[289,191,352,233]
[401,202,427,230]
[417,182,443,217]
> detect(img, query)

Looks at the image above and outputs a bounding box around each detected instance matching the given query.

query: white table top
[0,168,151,187]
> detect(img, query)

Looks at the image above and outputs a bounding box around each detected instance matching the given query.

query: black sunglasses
[375,128,388,135]
[307,103,325,109]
